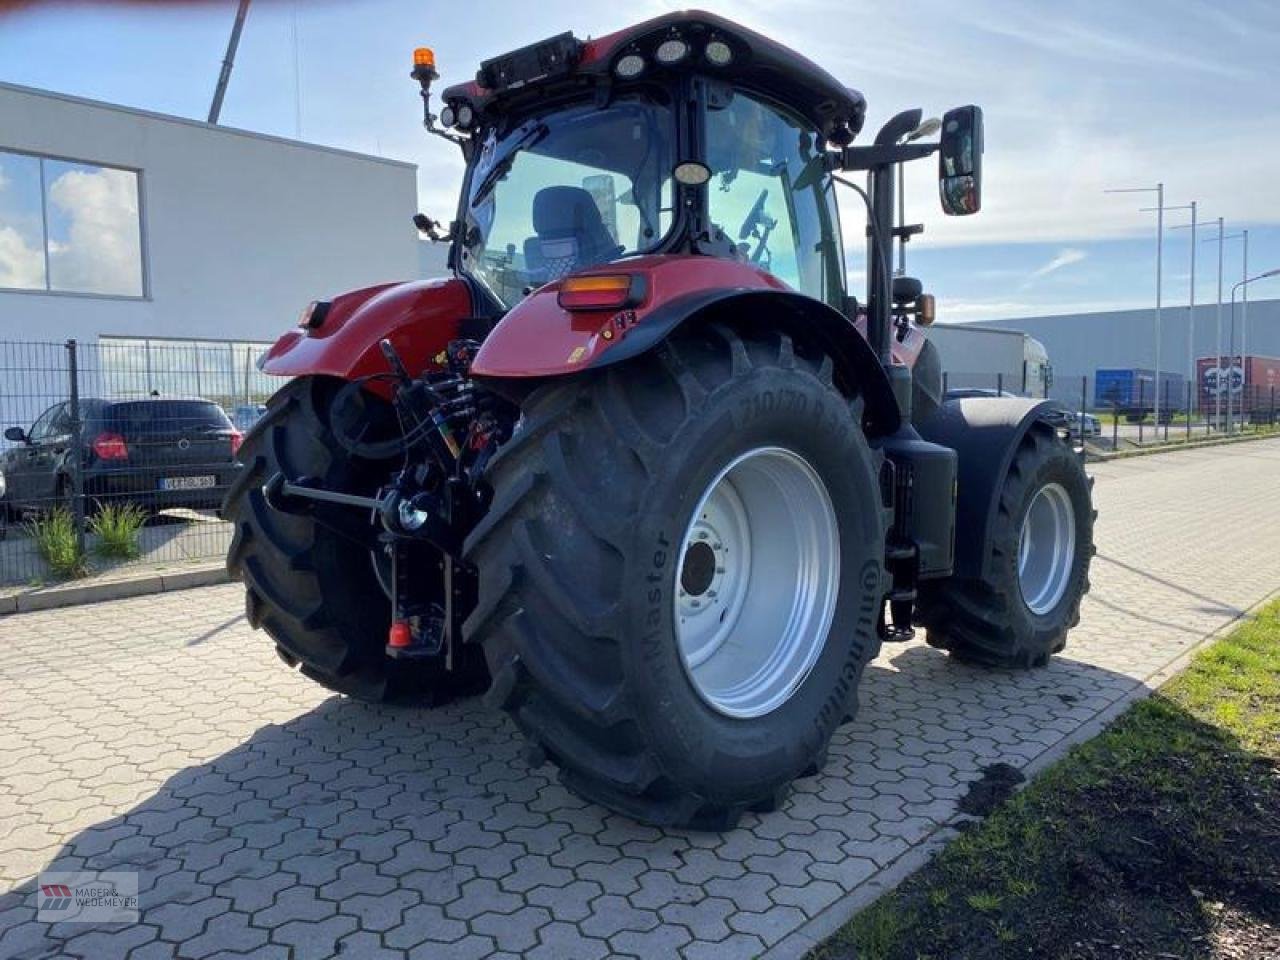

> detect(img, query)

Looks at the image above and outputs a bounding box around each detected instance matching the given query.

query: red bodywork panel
[470,255,789,378]
[259,278,472,398]
[257,257,922,400]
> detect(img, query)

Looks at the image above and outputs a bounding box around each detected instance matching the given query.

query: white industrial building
[0,81,431,343]
[0,81,453,428]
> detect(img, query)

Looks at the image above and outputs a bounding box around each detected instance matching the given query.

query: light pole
[1107,184,1165,423]
[1197,218,1226,429]
[1240,229,1249,401]
[1226,258,1272,432]
[1165,202,1199,414]
[1207,229,1247,432]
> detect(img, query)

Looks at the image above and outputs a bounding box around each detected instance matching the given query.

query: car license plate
[160,475,216,491]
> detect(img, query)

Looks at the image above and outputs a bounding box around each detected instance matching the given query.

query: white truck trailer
[925,323,1051,398]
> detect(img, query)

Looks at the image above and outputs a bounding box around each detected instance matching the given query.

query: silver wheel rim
[1017,482,1076,615]
[674,447,840,719]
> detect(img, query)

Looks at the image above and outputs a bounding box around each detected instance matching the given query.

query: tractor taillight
[93,432,129,460]
[558,274,643,311]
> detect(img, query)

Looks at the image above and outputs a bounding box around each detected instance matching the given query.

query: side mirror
[939,105,983,216]
[5,426,28,443]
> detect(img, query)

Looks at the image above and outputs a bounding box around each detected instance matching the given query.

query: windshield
[460,98,677,308]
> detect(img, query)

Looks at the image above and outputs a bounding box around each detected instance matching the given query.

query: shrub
[26,508,87,579]
[89,503,147,560]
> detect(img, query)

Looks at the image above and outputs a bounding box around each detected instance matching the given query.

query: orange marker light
[413,47,436,69]
[558,274,640,311]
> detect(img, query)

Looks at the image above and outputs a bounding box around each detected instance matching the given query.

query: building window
[0,149,145,298]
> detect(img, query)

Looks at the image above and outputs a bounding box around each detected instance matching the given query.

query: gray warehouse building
[972,298,1280,391]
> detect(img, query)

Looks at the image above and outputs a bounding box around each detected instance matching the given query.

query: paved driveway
[2,439,1279,960]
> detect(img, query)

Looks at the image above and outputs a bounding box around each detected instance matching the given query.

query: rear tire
[224,376,488,704]
[917,423,1093,667]
[464,327,887,828]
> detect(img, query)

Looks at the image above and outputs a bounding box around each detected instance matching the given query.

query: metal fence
[2,340,1277,588]
[939,369,1279,446]
[0,339,277,587]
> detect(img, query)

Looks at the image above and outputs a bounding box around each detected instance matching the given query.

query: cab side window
[705,92,843,306]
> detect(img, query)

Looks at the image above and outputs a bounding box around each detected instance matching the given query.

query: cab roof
[440,10,866,145]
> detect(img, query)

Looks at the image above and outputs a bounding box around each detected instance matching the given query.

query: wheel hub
[679,541,717,597]
[675,447,840,719]
[1017,481,1076,616]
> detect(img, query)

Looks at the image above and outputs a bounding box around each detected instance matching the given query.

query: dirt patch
[956,762,1026,818]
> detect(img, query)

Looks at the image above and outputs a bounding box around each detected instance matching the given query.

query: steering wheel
[738,189,769,240]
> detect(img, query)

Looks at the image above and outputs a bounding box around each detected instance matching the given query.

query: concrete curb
[1087,429,1279,462]
[765,585,1280,960]
[0,564,229,615]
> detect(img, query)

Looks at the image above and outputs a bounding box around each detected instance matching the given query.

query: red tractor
[225,11,1093,829]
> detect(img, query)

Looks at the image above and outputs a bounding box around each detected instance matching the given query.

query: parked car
[944,388,1100,439]
[1,397,243,520]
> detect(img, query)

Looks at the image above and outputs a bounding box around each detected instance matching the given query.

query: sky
[1,0,1278,321]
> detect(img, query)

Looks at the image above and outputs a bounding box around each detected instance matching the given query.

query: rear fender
[470,256,900,435]
[916,396,1056,579]
[258,278,474,398]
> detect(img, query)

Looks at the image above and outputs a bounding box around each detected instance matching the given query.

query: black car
[1,397,243,519]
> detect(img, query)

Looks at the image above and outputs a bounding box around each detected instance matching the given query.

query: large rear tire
[464,327,887,828]
[224,376,488,703]
[917,423,1093,667]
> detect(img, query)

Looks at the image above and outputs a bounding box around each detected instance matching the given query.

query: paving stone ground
[1,439,1278,960]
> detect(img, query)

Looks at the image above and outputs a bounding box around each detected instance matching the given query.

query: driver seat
[525,186,623,282]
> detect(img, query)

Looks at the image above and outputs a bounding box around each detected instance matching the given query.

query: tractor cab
[416,11,865,314]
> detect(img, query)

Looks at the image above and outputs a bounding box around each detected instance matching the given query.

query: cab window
[706,91,843,306]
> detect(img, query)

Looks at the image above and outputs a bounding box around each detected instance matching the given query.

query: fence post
[997,372,1003,396]
[1186,381,1192,442]
[1163,378,1170,442]
[1272,386,1276,427]
[1079,375,1087,443]
[66,339,86,559]
[1137,378,1145,444]
[1112,400,1119,449]
[942,370,948,395]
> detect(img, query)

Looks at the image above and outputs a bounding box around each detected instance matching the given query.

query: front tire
[224,376,488,703]
[917,423,1093,667]
[464,327,887,828]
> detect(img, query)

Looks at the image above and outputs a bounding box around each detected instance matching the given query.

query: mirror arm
[833,141,937,172]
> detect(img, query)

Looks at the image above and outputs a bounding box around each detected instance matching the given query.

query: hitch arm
[264,473,463,557]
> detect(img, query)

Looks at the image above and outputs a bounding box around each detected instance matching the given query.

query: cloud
[1029,248,1087,281]
[45,166,143,296]
[0,225,45,289]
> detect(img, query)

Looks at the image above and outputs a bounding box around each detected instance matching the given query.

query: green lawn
[813,599,1280,960]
